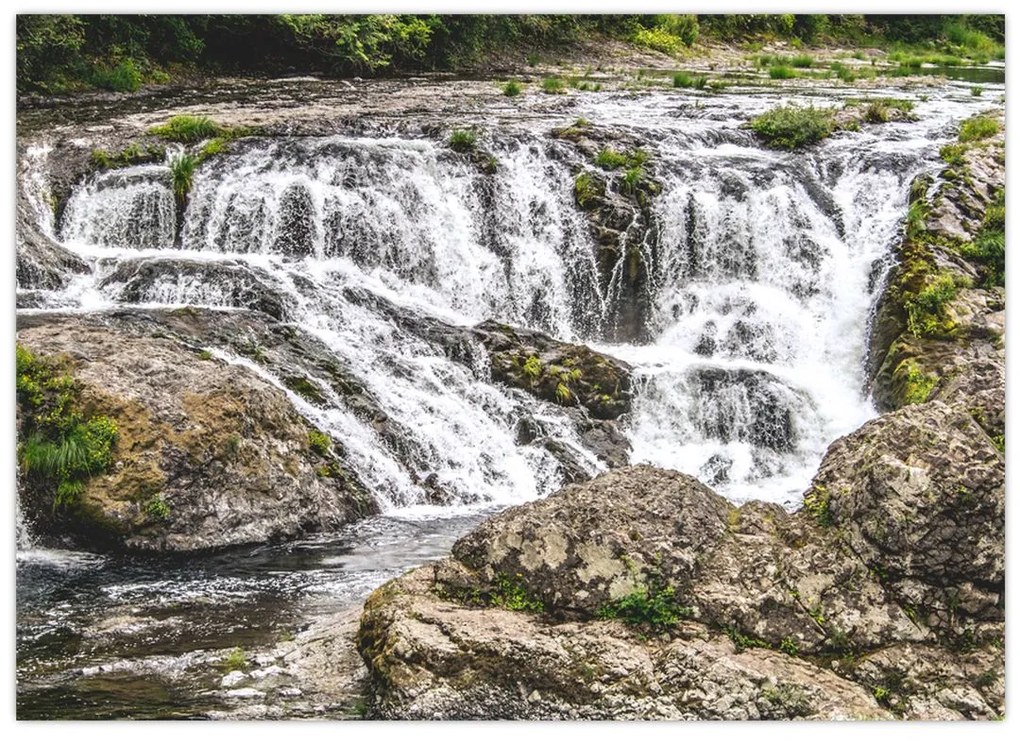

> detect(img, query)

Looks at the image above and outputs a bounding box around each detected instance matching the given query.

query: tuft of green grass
[169,153,198,203]
[971,86,983,97]
[489,573,544,612]
[220,647,248,673]
[448,128,477,153]
[149,114,222,143]
[768,65,796,80]
[621,165,644,194]
[144,496,171,520]
[749,105,835,149]
[960,190,1005,287]
[541,76,566,94]
[594,147,629,170]
[501,79,522,97]
[573,172,603,208]
[672,71,707,89]
[790,54,814,68]
[803,485,833,527]
[958,115,999,143]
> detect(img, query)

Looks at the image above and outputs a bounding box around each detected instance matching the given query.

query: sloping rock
[17,312,376,552]
[359,454,1003,719]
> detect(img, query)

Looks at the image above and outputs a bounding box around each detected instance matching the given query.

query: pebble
[226,687,265,698]
[220,670,248,688]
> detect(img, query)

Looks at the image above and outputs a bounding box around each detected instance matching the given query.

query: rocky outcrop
[359,456,1003,719]
[17,311,376,552]
[868,112,1005,447]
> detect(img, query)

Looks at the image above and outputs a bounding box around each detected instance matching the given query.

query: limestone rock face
[358,448,1003,720]
[17,312,376,552]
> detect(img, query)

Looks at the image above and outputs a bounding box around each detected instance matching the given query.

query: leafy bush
[768,65,796,79]
[958,115,999,143]
[91,58,142,92]
[632,26,686,55]
[149,114,222,143]
[501,79,522,97]
[598,584,694,629]
[448,128,477,152]
[541,76,566,94]
[749,105,835,149]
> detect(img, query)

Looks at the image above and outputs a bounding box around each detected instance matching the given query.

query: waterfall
[22,98,953,510]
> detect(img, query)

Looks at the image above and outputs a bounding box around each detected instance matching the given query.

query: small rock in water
[277,687,303,698]
[254,654,278,667]
[220,670,248,688]
[249,665,286,680]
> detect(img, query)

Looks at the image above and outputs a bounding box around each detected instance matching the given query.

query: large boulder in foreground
[17,312,376,552]
[359,416,1004,721]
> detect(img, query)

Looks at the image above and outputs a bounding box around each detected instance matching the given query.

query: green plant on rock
[672,71,707,89]
[898,360,939,405]
[554,382,573,404]
[960,189,1005,287]
[779,637,799,656]
[144,496,171,520]
[726,626,771,652]
[768,65,796,80]
[284,375,326,405]
[522,355,542,383]
[308,429,332,456]
[220,647,248,673]
[958,115,999,143]
[749,105,835,149]
[490,573,544,612]
[598,584,693,629]
[501,79,522,97]
[169,152,198,203]
[802,485,832,527]
[904,271,958,338]
[621,166,644,194]
[594,147,629,170]
[573,171,603,208]
[16,344,118,508]
[448,128,477,152]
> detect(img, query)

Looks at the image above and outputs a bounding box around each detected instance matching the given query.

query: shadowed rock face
[16,312,376,552]
[359,451,1003,719]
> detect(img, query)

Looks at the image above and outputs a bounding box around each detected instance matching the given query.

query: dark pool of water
[16,511,490,719]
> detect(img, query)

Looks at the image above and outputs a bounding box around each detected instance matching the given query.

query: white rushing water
[20,85,991,511]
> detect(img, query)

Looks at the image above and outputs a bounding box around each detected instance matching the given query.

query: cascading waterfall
[24,103,949,511]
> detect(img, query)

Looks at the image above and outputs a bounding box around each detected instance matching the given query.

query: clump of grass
[621,165,644,194]
[284,375,326,405]
[144,496,171,520]
[790,54,814,68]
[594,147,629,170]
[489,573,544,612]
[169,153,198,203]
[597,584,693,629]
[541,76,566,94]
[672,71,707,89]
[802,485,833,527]
[149,114,222,143]
[501,80,522,97]
[961,189,1005,287]
[749,105,835,150]
[448,128,477,153]
[958,115,999,143]
[971,86,983,97]
[220,647,248,673]
[90,142,166,171]
[768,65,796,80]
[830,62,857,83]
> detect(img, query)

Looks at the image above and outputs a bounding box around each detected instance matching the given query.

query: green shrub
[149,114,222,143]
[768,65,796,79]
[958,115,999,143]
[144,496,171,520]
[597,584,694,629]
[749,105,835,149]
[541,76,566,94]
[448,128,477,152]
[308,429,332,456]
[501,79,522,97]
[91,58,142,92]
[632,26,686,56]
[169,153,198,202]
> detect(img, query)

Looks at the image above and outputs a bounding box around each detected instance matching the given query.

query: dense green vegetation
[16,344,119,507]
[597,583,694,629]
[17,14,1003,94]
[749,105,836,149]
